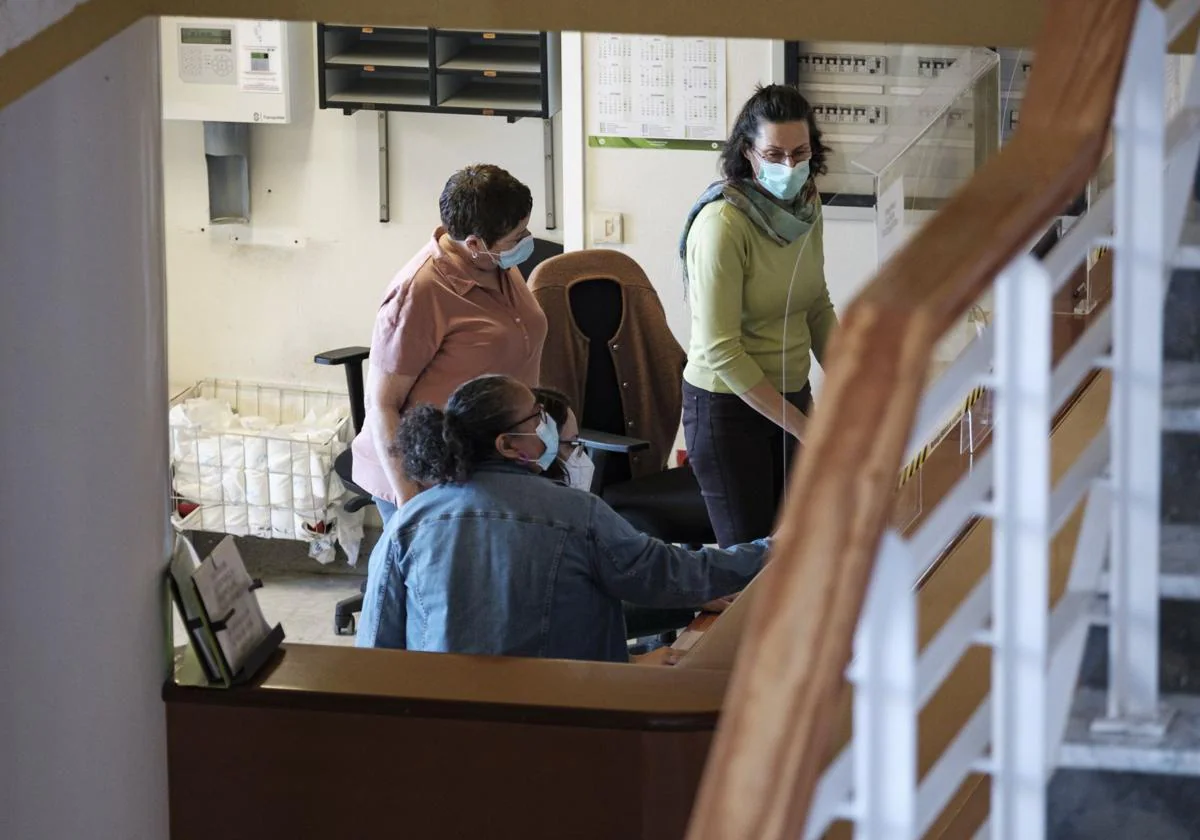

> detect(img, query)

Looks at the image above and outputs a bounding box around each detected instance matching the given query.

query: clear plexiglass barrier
[850,47,1002,529]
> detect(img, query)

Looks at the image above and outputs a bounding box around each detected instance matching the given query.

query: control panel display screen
[180,27,232,46]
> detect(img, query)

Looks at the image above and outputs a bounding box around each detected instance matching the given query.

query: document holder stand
[168,572,286,688]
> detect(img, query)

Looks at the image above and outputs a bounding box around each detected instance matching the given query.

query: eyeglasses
[506,405,547,432]
[754,147,811,166]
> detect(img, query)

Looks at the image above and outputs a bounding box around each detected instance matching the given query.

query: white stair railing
[800,2,1200,837]
[1097,0,1172,741]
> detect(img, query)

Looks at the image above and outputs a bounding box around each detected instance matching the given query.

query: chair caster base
[334,613,357,636]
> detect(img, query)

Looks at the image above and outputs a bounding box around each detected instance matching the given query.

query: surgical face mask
[487,235,535,270]
[563,447,595,492]
[508,413,560,471]
[533,416,560,470]
[756,158,810,201]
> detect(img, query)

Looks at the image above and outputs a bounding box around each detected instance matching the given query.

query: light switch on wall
[591,211,624,245]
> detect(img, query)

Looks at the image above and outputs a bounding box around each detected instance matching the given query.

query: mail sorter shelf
[318,25,560,119]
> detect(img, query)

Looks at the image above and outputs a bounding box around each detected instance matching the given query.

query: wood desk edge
[164,642,732,732]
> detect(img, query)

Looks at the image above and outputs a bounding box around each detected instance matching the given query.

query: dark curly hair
[720,84,829,198]
[533,387,570,430]
[439,164,534,248]
[392,375,527,486]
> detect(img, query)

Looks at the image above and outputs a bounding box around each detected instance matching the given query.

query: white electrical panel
[160,18,312,123]
[787,41,1008,203]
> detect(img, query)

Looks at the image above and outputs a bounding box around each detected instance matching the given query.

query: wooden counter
[164,645,729,840]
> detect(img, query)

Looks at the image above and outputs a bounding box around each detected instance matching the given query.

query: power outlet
[591,211,624,245]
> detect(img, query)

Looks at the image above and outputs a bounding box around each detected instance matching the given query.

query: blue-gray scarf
[679,180,819,291]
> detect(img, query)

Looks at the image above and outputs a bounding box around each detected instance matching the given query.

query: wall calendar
[588,35,726,150]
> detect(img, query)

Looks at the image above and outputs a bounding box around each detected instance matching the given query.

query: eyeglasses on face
[754,147,812,166]
[506,405,547,432]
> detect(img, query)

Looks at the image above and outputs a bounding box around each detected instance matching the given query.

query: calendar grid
[588,35,726,147]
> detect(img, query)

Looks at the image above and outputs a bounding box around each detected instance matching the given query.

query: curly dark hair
[438,164,534,248]
[720,84,829,196]
[391,375,527,485]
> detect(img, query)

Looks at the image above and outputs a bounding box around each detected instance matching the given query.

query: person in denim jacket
[356,374,770,663]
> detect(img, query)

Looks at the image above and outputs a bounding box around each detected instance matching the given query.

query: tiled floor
[172,571,365,647]
[255,573,365,646]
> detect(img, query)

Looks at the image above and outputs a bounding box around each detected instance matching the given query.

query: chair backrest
[531,248,686,487]
[518,237,564,280]
[569,279,632,486]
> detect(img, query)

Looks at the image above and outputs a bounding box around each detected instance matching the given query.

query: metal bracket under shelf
[378,112,390,224]
[504,115,557,230]
[543,117,557,231]
[357,108,554,229]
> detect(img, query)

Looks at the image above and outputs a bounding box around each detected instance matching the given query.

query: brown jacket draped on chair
[529,250,686,480]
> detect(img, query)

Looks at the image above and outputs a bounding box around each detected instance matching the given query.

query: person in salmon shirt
[351,164,548,525]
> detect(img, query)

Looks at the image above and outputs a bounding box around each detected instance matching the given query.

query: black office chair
[312,346,374,634]
[567,279,715,545]
[527,250,715,547]
[315,236,580,635]
[563,278,717,645]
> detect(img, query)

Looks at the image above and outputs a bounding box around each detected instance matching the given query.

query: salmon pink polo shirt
[351,228,548,503]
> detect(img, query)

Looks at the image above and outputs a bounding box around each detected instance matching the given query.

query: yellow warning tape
[896,384,988,489]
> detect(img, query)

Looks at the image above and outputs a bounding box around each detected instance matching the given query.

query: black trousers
[683,380,813,548]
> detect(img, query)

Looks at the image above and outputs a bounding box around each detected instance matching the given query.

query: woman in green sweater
[679,84,838,547]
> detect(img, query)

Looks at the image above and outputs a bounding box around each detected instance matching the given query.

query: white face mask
[563,448,595,492]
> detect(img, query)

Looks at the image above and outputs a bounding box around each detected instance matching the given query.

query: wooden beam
[4,0,1195,117]
[156,0,1049,47]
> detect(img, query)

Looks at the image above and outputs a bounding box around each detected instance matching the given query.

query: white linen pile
[169,396,364,564]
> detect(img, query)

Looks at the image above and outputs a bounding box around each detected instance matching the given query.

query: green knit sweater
[684,200,838,395]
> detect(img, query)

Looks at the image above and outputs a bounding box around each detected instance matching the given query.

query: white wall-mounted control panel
[787,42,981,202]
[177,24,237,84]
[161,18,312,123]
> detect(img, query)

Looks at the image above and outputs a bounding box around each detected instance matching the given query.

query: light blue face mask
[508,413,560,471]
[488,234,536,270]
[533,415,559,471]
[756,158,810,201]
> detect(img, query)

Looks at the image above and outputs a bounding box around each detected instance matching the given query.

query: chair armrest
[314,346,370,434]
[314,346,370,367]
[578,428,651,454]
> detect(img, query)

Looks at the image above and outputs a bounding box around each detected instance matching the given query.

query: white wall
[0,0,85,54]
[165,105,562,390]
[1,20,170,839]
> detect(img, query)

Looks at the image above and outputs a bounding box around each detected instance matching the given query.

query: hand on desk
[700,594,737,614]
[631,646,683,666]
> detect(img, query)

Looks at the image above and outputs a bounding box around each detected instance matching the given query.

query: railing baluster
[1046,481,1114,770]
[990,254,1053,840]
[1095,0,1173,740]
[851,531,917,839]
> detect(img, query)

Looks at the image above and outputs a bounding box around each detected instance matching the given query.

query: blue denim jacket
[356,462,768,663]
